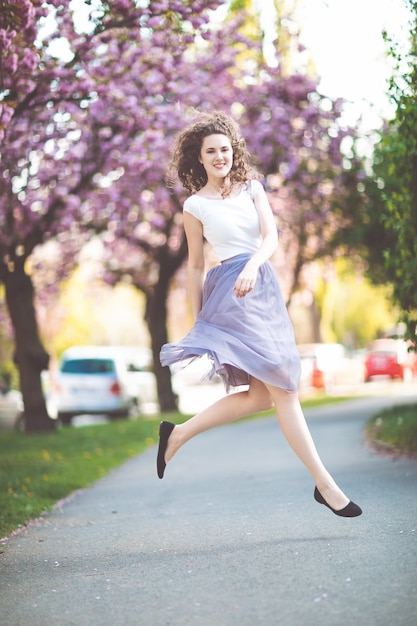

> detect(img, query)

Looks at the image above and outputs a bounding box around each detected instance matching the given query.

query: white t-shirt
[183,179,263,262]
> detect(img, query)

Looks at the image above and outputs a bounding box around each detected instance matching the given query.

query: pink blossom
[0,0,364,341]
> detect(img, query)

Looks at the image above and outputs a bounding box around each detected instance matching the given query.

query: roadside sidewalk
[1,396,417,626]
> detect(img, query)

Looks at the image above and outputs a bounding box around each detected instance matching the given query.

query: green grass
[300,393,354,409]
[0,415,172,540]
[365,403,417,457]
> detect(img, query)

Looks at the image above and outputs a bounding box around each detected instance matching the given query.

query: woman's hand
[233,262,259,298]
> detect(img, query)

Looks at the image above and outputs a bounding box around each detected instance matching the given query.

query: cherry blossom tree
[0,0,223,430]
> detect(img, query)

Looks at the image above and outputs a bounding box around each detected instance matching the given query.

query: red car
[364,339,417,382]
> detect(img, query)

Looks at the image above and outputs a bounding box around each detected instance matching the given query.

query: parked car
[0,378,24,430]
[298,343,365,390]
[52,346,158,425]
[364,338,417,382]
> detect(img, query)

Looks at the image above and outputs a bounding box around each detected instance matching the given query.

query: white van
[53,346,158,424]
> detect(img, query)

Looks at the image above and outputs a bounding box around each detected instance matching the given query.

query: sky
[257,0,413,128]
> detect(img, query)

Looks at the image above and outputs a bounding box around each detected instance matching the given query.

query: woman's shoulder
[183,194,201,216]
[247,178,264,196]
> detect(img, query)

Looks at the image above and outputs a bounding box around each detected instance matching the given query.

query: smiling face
[199,133,233,184]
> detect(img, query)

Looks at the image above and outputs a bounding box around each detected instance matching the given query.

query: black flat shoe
[314,487,362,518]
[157,421,175,479]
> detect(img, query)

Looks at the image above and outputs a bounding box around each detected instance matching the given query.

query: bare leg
[162,375,356,512]
[264,383,350,510]
[165,377,272,463]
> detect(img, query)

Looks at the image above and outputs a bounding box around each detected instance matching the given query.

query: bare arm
[234,184,278,298]
[183,211,205,319]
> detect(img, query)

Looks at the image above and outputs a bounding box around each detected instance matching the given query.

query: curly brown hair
[167,110,260,197]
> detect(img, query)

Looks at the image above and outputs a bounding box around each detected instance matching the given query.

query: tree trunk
[3,260,55,432]
[145,282,178,413]
[309,297,322,343]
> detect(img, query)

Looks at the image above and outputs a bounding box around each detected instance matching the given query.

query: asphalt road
[1,393,417,626]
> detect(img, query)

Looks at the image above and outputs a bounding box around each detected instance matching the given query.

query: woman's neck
[206,182,225,194]
[198,181,244,200]
[203,177,231,198]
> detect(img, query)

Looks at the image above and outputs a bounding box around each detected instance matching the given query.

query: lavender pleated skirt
[160,254,301,392]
